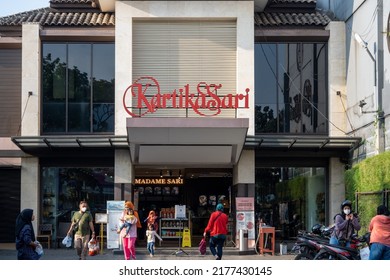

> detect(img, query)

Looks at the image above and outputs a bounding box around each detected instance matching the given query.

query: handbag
[199,238,207,255]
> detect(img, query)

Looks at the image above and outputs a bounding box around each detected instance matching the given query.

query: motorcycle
[293,224,333,260]
[313,233,370,260]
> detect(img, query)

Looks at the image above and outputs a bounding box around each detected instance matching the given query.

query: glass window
[92,44,115,132]
[42,44,67,132]
[255,43,328,134]
[255,167,326,238]
[40,167,114,236]
[42,43,114,134]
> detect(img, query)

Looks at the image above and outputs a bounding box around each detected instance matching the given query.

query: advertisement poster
[235,197,255,240]
[106,200,125,249]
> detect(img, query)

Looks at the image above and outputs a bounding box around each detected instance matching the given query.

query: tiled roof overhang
[255,11,331,27]
[0,8,114,27]
[0,5,331,28]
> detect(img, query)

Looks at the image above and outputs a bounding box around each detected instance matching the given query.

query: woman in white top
[146,223,163,257]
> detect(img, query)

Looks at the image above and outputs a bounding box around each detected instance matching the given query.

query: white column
[20,157,40,231]
[21,23,41,136]
[326,22,347,137]
[328,158,345,222]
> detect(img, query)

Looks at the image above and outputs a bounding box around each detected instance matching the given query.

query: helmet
[341,200,352,210]
[311,224,323,235]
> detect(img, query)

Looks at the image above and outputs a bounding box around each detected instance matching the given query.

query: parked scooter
[293,224,333,260]
[313,233,370,260]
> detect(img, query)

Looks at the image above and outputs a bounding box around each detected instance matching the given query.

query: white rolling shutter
[132,20,237,118]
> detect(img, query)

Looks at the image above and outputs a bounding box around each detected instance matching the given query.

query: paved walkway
[0,243,295,260]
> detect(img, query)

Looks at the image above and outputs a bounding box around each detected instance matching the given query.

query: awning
[245,134,361,158]
[126,118,249,167]
[11,135,128,157]
[10,129,361,163]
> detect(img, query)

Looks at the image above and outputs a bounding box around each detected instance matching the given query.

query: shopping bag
[360,246,370,260]
[62,235,72,248]
[34,241,44,257]
[199,238,207,255]
[88,237,100,256]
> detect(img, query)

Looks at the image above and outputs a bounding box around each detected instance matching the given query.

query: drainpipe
[376,0,385,153]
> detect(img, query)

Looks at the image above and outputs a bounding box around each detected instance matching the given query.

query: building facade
[0,0,367,246]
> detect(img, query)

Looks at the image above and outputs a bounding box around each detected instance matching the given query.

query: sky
[0,0,50,17]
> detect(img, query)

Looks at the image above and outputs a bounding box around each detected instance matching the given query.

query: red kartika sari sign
[122,76,250,117]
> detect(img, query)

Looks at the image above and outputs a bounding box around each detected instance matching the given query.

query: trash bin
[239,229,248,252]
[280,242,287,255]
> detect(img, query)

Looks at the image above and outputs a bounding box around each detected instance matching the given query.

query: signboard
[135,178,184,185]
[106,200,125,249]
[235,197,255,240]
[123,76,251,117]
[174,205,186,219]
[95,213,107,224]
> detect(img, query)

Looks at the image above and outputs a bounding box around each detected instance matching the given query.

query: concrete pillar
[20,157,40,231]
[115,4,132,136]
[326,22,347,136]
[20,23,41,230]
[114,150,134,201]
[328,157,345,223]
[21,23,41,136]
[233,149,255,248]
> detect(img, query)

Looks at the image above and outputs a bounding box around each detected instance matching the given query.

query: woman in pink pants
[119,204,138,260]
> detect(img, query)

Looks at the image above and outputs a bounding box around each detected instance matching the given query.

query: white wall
[115,0,255,134]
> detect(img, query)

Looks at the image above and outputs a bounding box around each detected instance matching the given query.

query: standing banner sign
[106,200,125,249]
[235,197,255,242]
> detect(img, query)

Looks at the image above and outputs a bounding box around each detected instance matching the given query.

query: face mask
[343,209,351,215]
[81,207,87,212]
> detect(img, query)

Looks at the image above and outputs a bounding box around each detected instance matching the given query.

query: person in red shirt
[369,205,390,260]
[203,203,228,260]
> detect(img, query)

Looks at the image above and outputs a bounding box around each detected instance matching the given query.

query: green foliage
[345,151,390,233]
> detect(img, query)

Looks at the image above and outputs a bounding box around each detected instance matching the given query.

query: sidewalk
[0,243,295,260]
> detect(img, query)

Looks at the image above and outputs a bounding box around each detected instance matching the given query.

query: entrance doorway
[134,168,233,246]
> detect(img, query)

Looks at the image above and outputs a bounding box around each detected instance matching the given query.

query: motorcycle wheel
[294,253,313,260]
[313,252,334,260]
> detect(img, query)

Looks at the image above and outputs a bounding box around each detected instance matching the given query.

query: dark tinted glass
[93,44,115,103]
[68,103,90,132]
[93,104,114,132]
[255,43,328,134]
[42,44,66,132]
[68,44,91,103]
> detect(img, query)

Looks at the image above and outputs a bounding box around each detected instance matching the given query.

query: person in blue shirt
[15,209,41,260]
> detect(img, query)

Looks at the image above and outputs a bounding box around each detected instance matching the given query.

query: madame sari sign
[123,76,250,117]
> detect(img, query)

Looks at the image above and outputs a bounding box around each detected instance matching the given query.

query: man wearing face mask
[330,200,361,247]
[67,200,95,260]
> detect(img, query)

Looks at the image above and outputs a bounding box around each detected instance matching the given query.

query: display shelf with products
[159,208,191,246]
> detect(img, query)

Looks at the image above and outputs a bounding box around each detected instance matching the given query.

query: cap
[216,203,224,211]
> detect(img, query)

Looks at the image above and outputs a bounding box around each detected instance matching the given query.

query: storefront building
[0,0,361,246]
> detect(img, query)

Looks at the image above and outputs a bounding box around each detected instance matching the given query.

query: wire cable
[16,93,32,136]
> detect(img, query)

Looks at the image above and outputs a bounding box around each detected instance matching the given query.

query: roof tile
[50,0,94,4]
[0,8,114,26]
[255,11,331,27]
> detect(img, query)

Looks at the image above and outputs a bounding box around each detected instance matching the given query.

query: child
[144,210,159,232]
[117,209,135,236]
[146,224,163,257]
